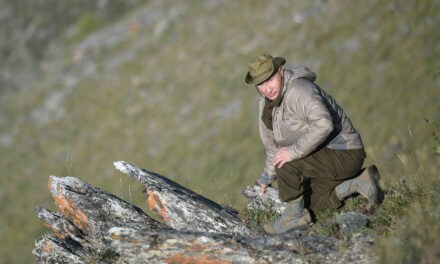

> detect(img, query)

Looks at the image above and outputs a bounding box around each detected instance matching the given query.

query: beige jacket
[259,67,364,182]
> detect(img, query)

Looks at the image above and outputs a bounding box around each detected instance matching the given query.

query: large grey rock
[34,161,377,263]
[114,160,255,236]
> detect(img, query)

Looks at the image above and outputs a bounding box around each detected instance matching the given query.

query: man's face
[256,68,283,100]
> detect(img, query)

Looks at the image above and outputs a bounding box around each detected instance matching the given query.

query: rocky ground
[34,161,379,263]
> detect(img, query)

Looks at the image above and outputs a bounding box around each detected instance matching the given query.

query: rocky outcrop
[34,161,377,263]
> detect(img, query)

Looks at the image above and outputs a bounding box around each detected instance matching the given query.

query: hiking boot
[335,165,384,206]
[263,195,312,235]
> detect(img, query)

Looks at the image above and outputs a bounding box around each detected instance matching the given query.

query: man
[245,54,383,235]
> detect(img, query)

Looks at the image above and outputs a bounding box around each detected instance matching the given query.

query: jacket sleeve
[285,80,334,160]
[258,100,278,183]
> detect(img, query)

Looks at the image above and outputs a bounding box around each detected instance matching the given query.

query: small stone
[337,211,368,238]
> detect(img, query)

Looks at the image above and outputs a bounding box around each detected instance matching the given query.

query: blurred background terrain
[0,0,439,262]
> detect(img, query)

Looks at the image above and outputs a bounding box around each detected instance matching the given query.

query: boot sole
[368,165,381,181]
[285,223,313,232]
[367,165,384,205]
[264,223,312,235]
[279,211,313,233]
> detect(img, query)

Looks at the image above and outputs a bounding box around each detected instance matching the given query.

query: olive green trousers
[276,147,366,210]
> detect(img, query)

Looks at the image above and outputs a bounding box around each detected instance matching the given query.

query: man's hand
[256,178,268,196]
[273,147,293,168]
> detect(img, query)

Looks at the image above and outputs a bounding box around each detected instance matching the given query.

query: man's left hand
[273,147,293,168]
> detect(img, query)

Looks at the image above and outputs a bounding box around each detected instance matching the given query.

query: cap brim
[273,57,286,69]
[245,72,253,84]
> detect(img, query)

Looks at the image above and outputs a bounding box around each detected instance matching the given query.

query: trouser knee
[275,163,303,202]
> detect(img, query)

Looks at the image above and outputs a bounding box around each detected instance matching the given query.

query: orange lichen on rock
[186,243,205,252]
[49,178,92,234]
[42,222,66,239]
[42,243,52,254]
[145,189,169,223]
[165,254,232,264]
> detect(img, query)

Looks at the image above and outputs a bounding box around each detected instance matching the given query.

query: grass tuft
[240,208,278,234]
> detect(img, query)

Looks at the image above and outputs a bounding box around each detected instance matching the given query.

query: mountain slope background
[1,0,439,263]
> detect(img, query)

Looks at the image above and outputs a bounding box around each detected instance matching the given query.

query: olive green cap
[245,54,286,84]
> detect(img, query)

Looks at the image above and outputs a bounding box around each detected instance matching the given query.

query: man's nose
[265,84,272,93]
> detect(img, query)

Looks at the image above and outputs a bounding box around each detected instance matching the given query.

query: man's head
[245,54,286,100]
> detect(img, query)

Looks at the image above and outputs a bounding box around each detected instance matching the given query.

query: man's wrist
[259,171,271,186]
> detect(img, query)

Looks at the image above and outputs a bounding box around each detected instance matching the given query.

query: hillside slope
[0,0,439,262]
